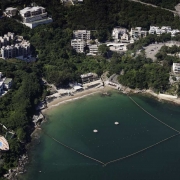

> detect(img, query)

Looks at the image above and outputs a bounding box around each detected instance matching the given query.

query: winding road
[129,0,180,16]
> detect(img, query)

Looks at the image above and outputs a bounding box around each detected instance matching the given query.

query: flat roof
[74,86,83,90]
[4,78,12,84]
[5,7,17,10]
[20,6,45,14]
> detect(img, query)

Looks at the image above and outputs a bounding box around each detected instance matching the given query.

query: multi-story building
[20,6,53,28]
[130,27,147,39]
[121,33,129,41]
[71,39,86,53]
[149,26,172,35]
[0,32,31,59]
[112,27,128,40]
[1,41,30,59]
[149,26,160,35]
[88,44,98,54]
[73,30,91,40]
[161,26,171,33]
[0,32,15,48]
[4,7,17,17]
[173,63,180,74]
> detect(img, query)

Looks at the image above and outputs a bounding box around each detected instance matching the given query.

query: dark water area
[21,92,180,180]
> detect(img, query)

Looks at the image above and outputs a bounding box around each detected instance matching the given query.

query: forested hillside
[0,59,44,176]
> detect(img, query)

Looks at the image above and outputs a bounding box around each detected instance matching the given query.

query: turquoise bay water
[22,92,180,180]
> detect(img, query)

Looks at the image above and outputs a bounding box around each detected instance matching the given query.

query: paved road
[109,74,119,84]
[129,0,179,16]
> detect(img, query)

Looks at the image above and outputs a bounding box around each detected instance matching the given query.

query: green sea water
[21,92,180,180]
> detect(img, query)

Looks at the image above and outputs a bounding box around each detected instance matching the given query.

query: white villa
[4,7,17,17]
[20,6,53,28]
[173,63,180,74]
[112,27,128,41]
[130,27,147,40]
[149,26,179,36]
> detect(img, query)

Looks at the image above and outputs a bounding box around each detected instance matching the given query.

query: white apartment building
[71,39,86,53]
[173,63,180,74]
[0,33,31,60]
[88,44,98,54]
[130,27,147,39]
[1,41,30,59]
[20,6,53,28]
[112,27,128,40]
[73,30,91,40]
[4,7,17,17]
[0,32,15,48]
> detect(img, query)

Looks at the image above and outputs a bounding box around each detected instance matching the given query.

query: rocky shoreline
[3,154,28,180]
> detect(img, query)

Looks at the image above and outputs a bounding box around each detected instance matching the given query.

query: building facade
[4,7,17,17]
[88,44,98,54]
[130,27,147,39]
[0,32,15,48]
[173,63,180,74]
[0,32,31,59]
[112,27,128,40]
[20,6,53,28]
[1,41,30,59]
[71,39,86,53]
[73,30,91,40]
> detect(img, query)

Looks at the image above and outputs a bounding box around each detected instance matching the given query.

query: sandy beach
[41,84,180,116]
[42,86,114,113]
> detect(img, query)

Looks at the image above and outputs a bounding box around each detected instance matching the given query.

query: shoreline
[42,86,113,114]
[42,86,180,115]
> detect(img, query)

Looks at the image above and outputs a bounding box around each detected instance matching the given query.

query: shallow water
[21,92,180,180]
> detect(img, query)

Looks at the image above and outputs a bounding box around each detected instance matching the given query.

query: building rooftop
[4,78,12,84]
[20,6,45,14]
[5,7,17,11]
